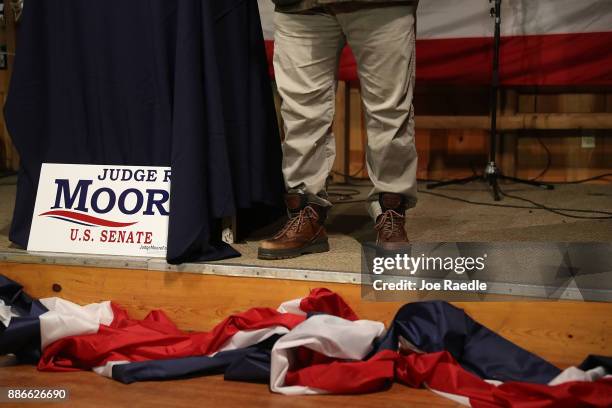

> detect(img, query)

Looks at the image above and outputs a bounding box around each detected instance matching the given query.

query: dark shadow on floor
[327,212,375,242]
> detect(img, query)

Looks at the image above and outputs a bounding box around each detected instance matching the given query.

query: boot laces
[275,206,319,238]
[375,209,405,241]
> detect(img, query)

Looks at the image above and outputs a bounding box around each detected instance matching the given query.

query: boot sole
[257,239,330,260]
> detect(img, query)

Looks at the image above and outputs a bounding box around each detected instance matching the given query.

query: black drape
[4,0,284,263]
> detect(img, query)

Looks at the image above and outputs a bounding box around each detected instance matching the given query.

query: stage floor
[1,175,612,283]
[0,361,458,408]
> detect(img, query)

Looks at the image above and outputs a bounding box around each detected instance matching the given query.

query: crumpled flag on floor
[1,275,611,407]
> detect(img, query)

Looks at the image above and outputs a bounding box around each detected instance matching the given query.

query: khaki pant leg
[336,5,418,219]
[273,11,345,207]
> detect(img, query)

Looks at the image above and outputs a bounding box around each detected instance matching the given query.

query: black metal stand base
[426,162,554,201]
[426,1,554,202]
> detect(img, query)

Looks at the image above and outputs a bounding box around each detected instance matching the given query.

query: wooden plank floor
[1,261,611,407]
[0,366,459,408]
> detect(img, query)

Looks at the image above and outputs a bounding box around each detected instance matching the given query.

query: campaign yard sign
[28,164,171,257]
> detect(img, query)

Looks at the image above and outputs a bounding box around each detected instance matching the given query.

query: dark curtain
[4,0,284,263]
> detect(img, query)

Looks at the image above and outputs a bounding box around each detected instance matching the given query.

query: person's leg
[337,4,417,248]
[258,10,345,260]
[274,10,345,207]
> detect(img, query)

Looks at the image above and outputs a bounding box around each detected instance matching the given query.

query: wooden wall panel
[515,93,612,182]
[348,83,367,177]
[331,81,348,182]
[499,90,518,176]
[332,84,611,183]
[535,94,607,113]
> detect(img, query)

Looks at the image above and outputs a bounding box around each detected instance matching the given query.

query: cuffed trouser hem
[367,195,417,221]
[287,189,417,221]
[287,188,333,208]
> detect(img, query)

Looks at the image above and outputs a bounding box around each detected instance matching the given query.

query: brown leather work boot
[258,194,329,260]
[374,193,410,251]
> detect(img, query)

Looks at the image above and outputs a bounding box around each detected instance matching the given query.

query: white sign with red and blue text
[28,163,171,257]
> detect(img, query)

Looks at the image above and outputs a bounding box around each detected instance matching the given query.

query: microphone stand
[427,0,553,200]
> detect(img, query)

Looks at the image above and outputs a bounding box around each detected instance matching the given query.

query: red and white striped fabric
[3,281,612,407]
[35,291,612,407]
[258,0,612,85]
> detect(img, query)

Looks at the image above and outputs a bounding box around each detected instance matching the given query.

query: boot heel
[304,240,330,255]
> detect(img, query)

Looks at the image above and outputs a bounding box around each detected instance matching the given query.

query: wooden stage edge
[1,261,611,370]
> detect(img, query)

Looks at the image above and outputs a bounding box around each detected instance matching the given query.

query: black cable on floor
[327,187,362,202]
[547,173,612,184]
[419,188,612,220]
[497,186,612,220]
[328,179,612,219]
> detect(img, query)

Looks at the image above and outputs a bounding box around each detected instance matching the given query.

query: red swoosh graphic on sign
[40,210,137,228]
